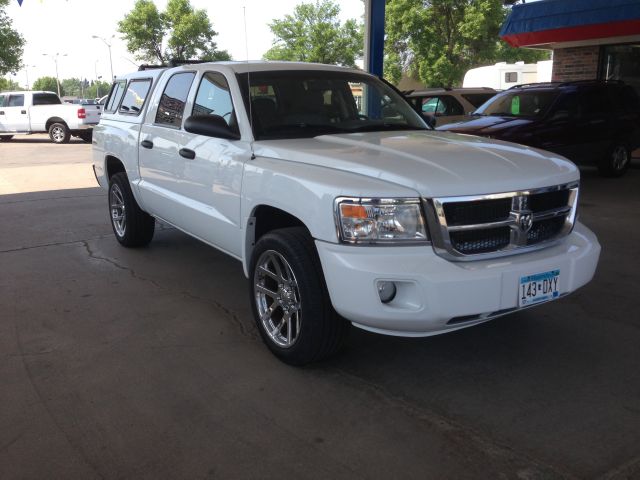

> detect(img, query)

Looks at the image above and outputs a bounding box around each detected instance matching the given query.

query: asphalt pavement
[1,136,639,479]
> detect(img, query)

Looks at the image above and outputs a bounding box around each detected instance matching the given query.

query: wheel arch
[105,155,126,180]
[243,204,310,276]
[45,117,68,130]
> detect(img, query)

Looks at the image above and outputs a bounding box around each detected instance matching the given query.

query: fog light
[377,281,397,304]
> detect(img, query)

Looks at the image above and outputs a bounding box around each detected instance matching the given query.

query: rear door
[2,94,30,132]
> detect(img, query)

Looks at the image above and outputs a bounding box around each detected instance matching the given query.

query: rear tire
[108,172,155,247]
[48,123,70,144]
[78,131,92,143]
[249,227,348,365]
[597,143,630,177]
[0,135,13,142]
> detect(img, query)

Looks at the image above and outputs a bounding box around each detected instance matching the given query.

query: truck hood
[253,130,577,198]
[436,115,534,135]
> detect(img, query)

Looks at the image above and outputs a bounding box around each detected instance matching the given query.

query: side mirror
[184,114,240,140]
[421,113,437,129]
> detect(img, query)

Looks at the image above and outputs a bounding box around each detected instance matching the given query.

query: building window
[505,72,518,83]
[600,44,640,97]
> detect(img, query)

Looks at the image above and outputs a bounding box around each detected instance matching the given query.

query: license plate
[519,270,560,308]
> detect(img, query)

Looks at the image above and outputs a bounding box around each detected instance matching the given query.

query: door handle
[0,111,4,115]
[140,140,153,149]
[179,148,196,160]
[21,110,26,114]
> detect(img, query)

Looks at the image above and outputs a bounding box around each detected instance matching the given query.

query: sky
[5,0,364,88]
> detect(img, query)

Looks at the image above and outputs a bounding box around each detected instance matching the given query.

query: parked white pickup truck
[0,91,100,143]
[93,62,600,364]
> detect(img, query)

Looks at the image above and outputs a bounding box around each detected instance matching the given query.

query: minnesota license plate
[519,270,560,308]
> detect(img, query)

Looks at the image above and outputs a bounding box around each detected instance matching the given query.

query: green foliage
[0,77,20,91]
[0,0,25,75]
[118,0,230,64]
[61,78,90,98]
[384,0,549,87]
[84,80,111,100]
[32,76,63,96]
[264,0,363,67]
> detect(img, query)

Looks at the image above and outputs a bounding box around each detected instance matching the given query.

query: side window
[105,81,127,112]
[0,95,5,107]
[33,93,61,106]
[192,72,235,127]
[439,95,464,115]
[155,72,196,127]
[119,79,152,115]
[8,95,25,107]
[551,92,580,120]
[505,72,518,83]
[421,97,441,113]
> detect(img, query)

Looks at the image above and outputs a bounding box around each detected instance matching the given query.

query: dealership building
[500,0,640,93]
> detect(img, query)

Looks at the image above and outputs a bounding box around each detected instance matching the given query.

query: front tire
[108,172,155,247]
[249,227,348,365]
[598,143,631,177]
[48,122,70,144]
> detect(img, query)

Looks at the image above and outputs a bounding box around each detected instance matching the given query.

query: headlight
[335,197,429,244]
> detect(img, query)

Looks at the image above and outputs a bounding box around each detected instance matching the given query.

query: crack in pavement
[82,240,162,290]
[180,290,259,341]
[330,368,577,479]
[0,235,111,254]
[81,240,257,341]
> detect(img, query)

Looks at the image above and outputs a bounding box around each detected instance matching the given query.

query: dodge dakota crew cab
[93,62,600,365]
[0,91,100,143]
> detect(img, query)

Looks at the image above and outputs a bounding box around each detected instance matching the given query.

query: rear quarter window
[105,81,127,113]
[119,79,152,115]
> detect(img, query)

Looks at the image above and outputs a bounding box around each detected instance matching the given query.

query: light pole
[24,64,36,90]
[42,53,67,97]
[94,60,103,98]
[92,34,114,80]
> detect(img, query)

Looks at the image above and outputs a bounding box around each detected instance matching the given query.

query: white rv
[463,60,552,89]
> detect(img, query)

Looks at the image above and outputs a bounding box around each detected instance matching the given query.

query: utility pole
[42,53,67,97]
[92,34,115,80]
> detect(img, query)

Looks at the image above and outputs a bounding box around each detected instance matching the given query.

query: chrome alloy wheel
[51,125,66,143]
[253,250,302,348]
[612,145,630,172]
[109,183,126,237]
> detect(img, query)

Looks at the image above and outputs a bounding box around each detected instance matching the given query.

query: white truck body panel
[92,61,600,337]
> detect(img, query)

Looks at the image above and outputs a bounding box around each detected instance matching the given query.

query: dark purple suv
[437,81,640,177]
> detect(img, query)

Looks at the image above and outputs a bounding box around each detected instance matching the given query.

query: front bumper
[315,221,600,337]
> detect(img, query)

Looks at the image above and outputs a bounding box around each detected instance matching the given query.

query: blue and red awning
[500,0,640,48]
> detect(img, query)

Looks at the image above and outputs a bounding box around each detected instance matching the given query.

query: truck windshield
[237,70,428,140]
[474,90,559,118]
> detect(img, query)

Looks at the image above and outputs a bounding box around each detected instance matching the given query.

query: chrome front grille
[425,182,579,261]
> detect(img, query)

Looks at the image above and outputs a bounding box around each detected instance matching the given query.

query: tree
[0,0,25,75]
[264,0,363,68]
[32,77,64,96]
[0,77,20,91]
[85,80,111,99]
[384,0,549,87]
[118,0,230,65]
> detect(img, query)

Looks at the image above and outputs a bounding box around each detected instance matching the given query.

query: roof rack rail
[168,59,210,67]
[508,82,562,90]
[138,64,166,71]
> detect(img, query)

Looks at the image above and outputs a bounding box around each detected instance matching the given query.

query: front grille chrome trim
[425,182,579,262]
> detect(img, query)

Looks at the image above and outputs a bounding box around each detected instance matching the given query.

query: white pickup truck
[93,62,600,365]
[0,91,100,143]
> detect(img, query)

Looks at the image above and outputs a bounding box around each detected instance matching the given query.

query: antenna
[244,6,256,160]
